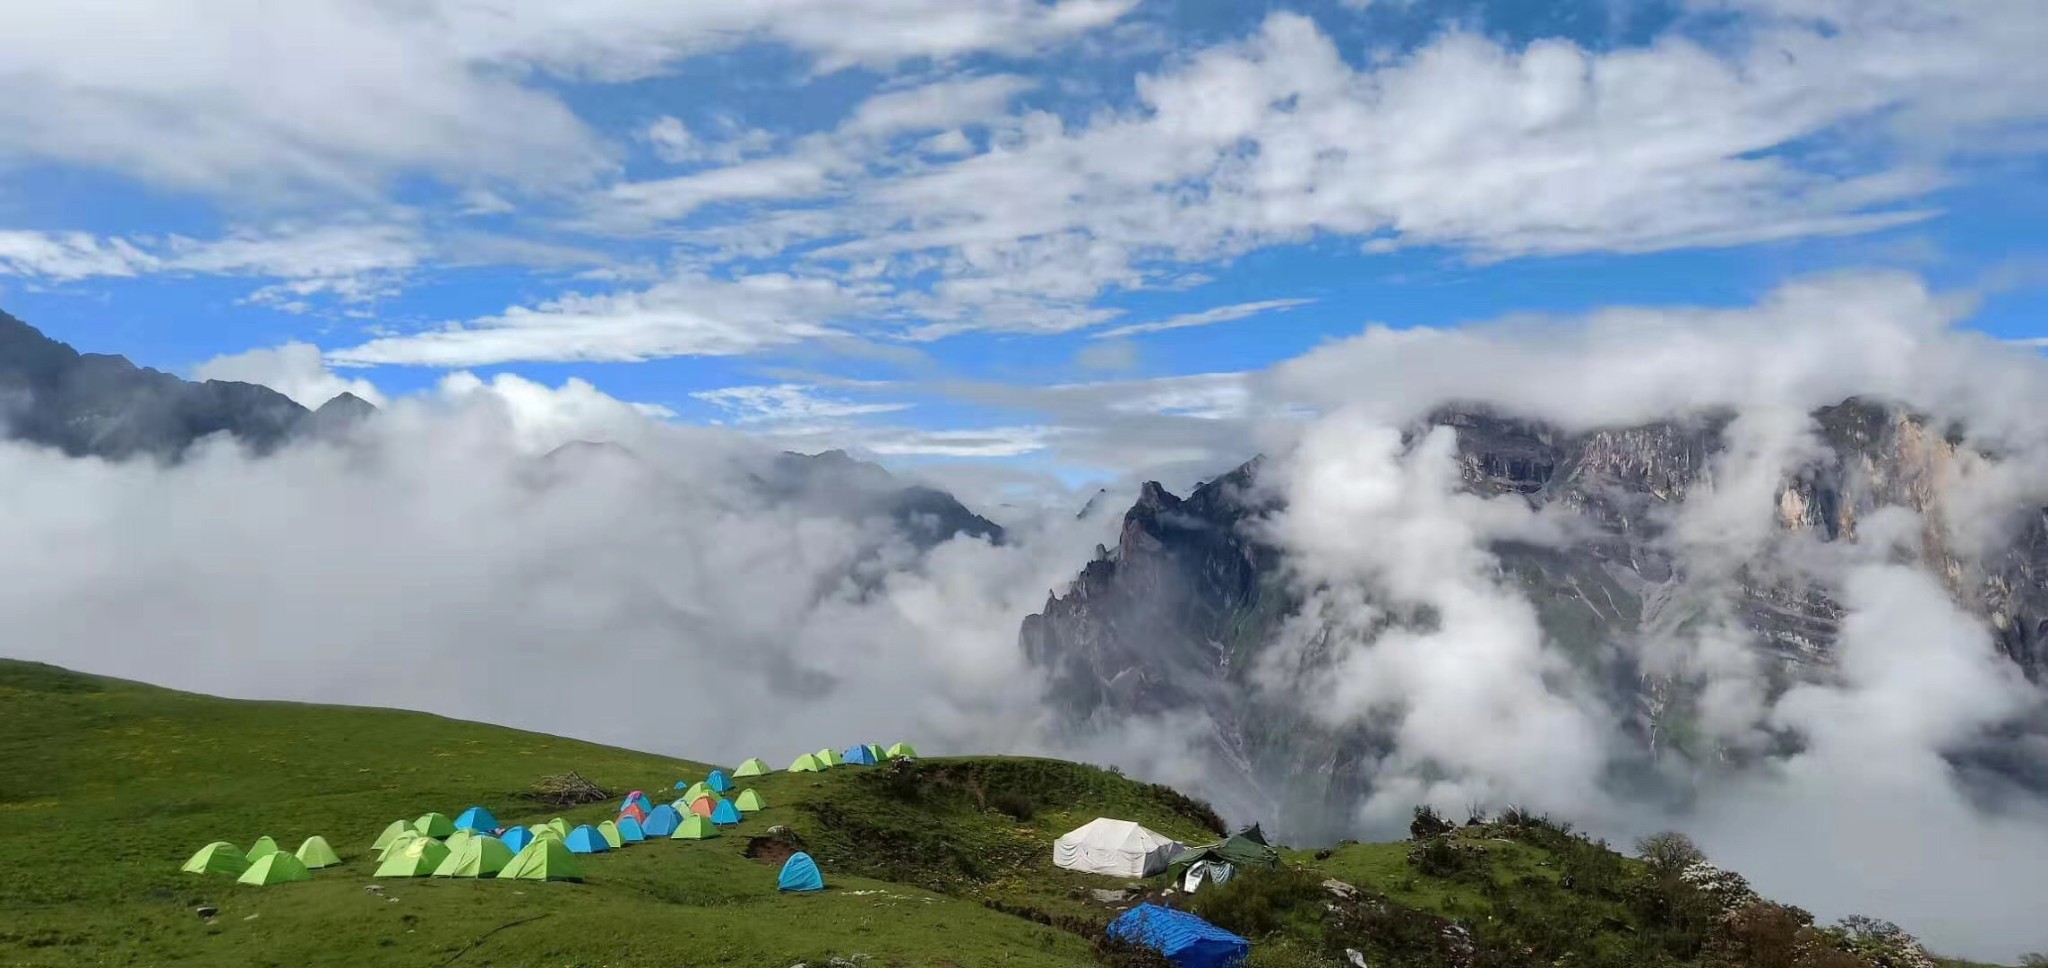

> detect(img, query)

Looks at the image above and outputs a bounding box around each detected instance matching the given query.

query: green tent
[1173,826,1280,874]
[245,835,280,861]
[861,743,885,763]
[682,781,714,804]
[372,819,414,850]
[529,824,564,842]
[814,747,845,767]
[414,812,455,838]
[734,789,768,813]
[434,835,514,878]
[442,829,479,854]
[181,841,249,877]
[788,753,825,773]
[375,837,451,877]
[547,817,572,839]
[499,838,585,882]
[597,820,624,849]
[377,829,423,859]
[294,836,342,869]
[734,758,771,777]
[237,851,312,886]
[885,742,918,758]
[670,815,719,840]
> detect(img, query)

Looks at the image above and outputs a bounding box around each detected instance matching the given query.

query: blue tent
[565,825,611,854]
[706,770,732,793]
[500,826,533,853]
[453,805,501,832]
[641,804,683,837]
[710,798,741,826]
[616,816,647,843]
[673,779,691,790]
[1106,905,1249,968]
[842,745,879,766]
[778,852,824,892]
[621,792,653,813]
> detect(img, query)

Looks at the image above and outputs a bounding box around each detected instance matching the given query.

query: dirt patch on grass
[743,836,801,867]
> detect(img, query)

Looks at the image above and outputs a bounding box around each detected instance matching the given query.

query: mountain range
[1022,400,2048,839]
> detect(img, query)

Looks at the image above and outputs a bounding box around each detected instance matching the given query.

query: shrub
[1635,831,1706,874]
[990,790,1037,822]
[1410,805,1454,840]
[1189,866,1330,940]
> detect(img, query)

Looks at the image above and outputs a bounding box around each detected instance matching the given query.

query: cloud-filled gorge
[5,271,2047,959]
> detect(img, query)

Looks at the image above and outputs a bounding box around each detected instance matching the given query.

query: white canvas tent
[1053,818,1185,878]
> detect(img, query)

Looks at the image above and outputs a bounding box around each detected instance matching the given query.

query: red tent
[620,803,648,823]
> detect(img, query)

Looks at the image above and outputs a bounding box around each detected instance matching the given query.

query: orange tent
[688,797,715,818]
[620,803,648,824]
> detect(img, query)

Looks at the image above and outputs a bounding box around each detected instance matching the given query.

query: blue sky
[1,0,2043,492]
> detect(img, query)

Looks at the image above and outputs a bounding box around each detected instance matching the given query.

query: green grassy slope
[0,660,1107,967]
[0,660,2013,968]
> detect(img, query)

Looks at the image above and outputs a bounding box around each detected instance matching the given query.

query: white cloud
[562,3,2043,349]
[844,75,1038,137]
[194,342,389,410]
[0,1,1135,200]
[1092,297,1316,339]
[330,272,856,366]
[693,383,913,425]
[0,231,158,280]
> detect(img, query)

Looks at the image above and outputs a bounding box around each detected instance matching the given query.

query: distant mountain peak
[0,308,373,460]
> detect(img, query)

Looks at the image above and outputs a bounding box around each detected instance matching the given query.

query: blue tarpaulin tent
[616,816,647,842]
[778,852,824,892]
[673,779,691,790]
[453,806,500,832]
[499,826,533,852]
[1107,904,1249,968]
[843,745,879,766]
[641,804,683,837]
[711,798,741,825]
[565,825,611,854]
[706,770,732,794]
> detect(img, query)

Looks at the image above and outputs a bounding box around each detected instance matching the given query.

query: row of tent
[182,836,340,885]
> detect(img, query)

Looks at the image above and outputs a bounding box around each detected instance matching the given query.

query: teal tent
[778,851,824,892]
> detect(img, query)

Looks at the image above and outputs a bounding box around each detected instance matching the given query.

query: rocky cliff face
[1021,398,2048,838]
[0,309,371,460]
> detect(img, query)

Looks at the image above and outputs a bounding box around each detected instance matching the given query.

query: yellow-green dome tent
[414,812,455,838]
[434,835,514,878]
[377,829,423,860]
[597,820,624,849]
[734,757,771,777]
[499,838,584,882]
[885,742,918,759]
[788,753,826,773]
[237,851,312,886]
[671,815,719,840]
[682,781,714,804]
[372,819,413,850]
[814,747,845,767]
[375,836,451,878]
[734,789,768,813]
[294,836,342,869]
[181,841,249,877]
[245,835,280,861]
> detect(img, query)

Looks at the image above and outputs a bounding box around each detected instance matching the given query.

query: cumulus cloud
[194,342,388,410]
[0,371,1117,785]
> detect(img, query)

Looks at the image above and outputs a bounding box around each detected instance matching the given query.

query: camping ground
[0,659,2015,968]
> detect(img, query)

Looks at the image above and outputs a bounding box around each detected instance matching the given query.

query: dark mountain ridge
[0,309,372,459]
